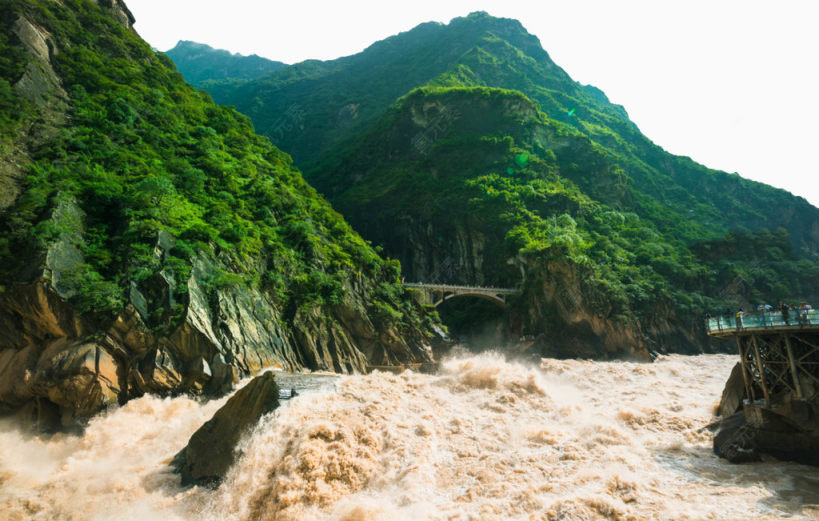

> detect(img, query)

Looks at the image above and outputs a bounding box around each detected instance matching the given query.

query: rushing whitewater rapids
[2,354,818,520]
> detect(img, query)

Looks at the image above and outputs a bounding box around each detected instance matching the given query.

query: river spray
[1,353,817,520]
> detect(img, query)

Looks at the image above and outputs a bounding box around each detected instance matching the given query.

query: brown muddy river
[2,353,818,520]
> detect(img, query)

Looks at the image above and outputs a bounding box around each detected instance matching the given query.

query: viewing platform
[706,310,819,407]
[706,310,819,338]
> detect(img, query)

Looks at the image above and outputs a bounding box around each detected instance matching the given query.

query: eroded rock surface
[172,371,279,487]
[0,15,68,212]
[713,368,819,466]
[0,0,435,428]
[0,241,434,428]
[716,363,746,418]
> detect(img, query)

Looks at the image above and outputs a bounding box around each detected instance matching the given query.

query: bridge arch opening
[435,296,509,350]
[433,292,507,308]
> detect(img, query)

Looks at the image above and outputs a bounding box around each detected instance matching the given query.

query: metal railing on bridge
[706,309,819,336]
[403,282,520,294]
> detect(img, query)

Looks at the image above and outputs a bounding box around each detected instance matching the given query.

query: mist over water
[2,354,818,520]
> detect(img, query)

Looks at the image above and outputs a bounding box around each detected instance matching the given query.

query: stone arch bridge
[403,283,521,308]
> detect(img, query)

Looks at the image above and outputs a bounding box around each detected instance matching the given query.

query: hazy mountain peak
[164,40,285,85]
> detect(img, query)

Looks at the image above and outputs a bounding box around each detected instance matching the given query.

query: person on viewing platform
[736,308,744,329]
[780,302,790,325]
[799,302,811,325]
[757,304,768,326]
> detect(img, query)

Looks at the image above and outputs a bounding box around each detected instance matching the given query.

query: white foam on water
[2,353,818,520]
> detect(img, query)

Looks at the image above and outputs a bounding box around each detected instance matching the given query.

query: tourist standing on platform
[757,304,770,326]
[780,302,790,325]
[799,302,811,325]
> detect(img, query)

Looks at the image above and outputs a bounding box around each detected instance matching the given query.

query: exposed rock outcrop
[713,366,819,466]
[0,234,434,427]
[0,0,438,427]
[716,363,753,417]
[514,255,651,360]
[89,0,136,30]
[11,15,68,111]
[714,402,819,466]
[0,14,69,213]
[173,371,279,487]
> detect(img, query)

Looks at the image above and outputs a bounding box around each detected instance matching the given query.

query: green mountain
[0,0,438,427]
[164,40,284,85]
[209,12,818,256]
[201,12,819,356]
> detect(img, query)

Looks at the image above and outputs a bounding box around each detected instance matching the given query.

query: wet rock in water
[714,402,819,466]
[717,363,747,417]
[173,371,280,487]
[713,358,819,466]
[713,411,760,463]
[747,401,819,466]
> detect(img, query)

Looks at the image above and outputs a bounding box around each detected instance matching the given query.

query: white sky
[126,0,819,207]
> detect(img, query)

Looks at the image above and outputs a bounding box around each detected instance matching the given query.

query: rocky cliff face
[513,256,648,359]
[0,219,434,430]
[90,0,135,30]
[0,0,439,428]
[354,213,492,287]
[309,89,724,359]
[509,255,713,359]
[0,14,68,213]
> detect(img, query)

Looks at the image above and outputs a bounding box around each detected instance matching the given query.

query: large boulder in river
[173,371,280,487]
[713,411,760,463]
[714,399,819,466]
[713,360,819,466]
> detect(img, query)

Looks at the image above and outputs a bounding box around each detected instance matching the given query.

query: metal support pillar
[737,336,754,402]
[783,334,804,399]
[750,334,771,407]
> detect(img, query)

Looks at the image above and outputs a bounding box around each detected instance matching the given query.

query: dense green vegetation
[0,23,28,143]
[308,86,819,330]
[0,0,434,337]
[164,40,284,86]
[207,12,819,261]
[4,3,813,356]
[196,12,818,337]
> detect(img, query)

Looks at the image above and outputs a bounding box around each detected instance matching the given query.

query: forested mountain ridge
[196,12,819,356]
[206,12,818,259]
[308,86,819,355]
[164,40,284,85]
[205,13,599,163]
[0,0,438,428]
